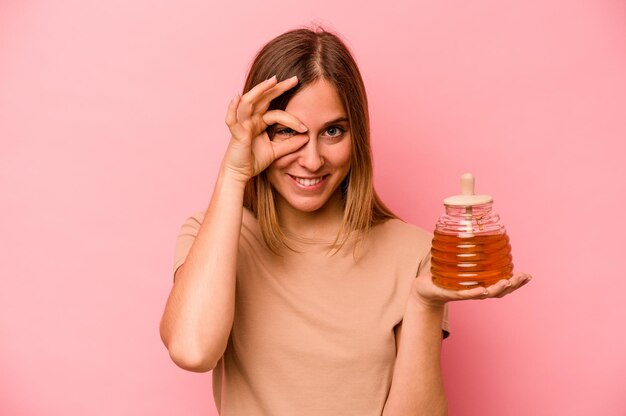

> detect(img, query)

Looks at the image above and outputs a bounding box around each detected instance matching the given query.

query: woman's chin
[283,199,326,214]
[278,191,344,215]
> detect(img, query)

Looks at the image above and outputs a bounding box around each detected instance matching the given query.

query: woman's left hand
[411,272,533,308]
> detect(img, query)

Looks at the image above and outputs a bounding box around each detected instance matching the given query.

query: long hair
[242,25,396,253]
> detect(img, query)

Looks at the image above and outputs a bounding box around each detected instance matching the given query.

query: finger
[495,273,532,298]
[225,92,241,127]
[271,135,310,159]
[238,76,279,119]
[520,272,533,283]
[507,272,531,290]
[516,278,532,290]
[262,110,308,135]
[256,75,299,113]
[485,279,513,298]
[495,281,516,298]
[495,285,518,298]
[226,93,250,141]
[483,279,512,299]
[243,75,279,103]
[445,285,487,301]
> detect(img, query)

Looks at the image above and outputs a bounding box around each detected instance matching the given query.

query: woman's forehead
[285,79,347,125]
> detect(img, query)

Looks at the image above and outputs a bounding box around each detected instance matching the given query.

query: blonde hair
[242,26,397,253]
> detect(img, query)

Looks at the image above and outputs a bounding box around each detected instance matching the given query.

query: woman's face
[267,78,352,215]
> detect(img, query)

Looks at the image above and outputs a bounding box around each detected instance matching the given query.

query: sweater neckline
[281,228,358,247]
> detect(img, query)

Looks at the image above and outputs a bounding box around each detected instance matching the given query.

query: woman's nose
[297,137,324,172]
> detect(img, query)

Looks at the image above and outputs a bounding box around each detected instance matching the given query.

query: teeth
[294,176,322,186]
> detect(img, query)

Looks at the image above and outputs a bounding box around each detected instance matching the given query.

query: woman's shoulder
[364,218,433,258]
[176,207,257,238]
[374,217,433,244]
[176,209,206,234]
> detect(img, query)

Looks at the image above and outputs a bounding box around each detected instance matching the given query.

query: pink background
[1,0,625,415]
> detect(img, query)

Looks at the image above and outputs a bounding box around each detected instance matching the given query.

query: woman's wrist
[409,290,447,312]
[217,162,251,191]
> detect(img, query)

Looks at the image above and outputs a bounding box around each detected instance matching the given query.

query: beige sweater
[173,208,449,415]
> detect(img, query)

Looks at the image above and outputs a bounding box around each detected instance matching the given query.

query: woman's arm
[159,75,309,372]
[159,169,246,372]
[382,297,447,416]
[382,271,532,414]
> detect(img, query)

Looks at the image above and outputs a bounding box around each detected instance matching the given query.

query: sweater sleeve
[172,210,206,281]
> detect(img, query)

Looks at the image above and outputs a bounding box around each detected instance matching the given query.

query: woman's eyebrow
[322,117,349,127]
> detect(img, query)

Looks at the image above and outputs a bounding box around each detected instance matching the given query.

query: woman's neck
[276,191,345,240]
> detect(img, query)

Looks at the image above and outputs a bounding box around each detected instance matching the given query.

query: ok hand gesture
[223,75,309,184]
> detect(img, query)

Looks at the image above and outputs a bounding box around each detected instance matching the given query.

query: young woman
[160,26,531,415]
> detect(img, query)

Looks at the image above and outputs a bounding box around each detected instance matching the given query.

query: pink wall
[1,0,624,415]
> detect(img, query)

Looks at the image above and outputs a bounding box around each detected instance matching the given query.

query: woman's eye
[325,126,345,138]
[276,128,296,136]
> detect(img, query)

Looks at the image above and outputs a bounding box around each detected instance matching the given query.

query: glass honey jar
[431,173,513,290]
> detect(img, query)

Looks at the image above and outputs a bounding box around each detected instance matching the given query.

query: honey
[431,230,513,290]
[431,173,514,290]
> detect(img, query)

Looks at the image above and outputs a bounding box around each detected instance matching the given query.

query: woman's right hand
[222,75,309,184]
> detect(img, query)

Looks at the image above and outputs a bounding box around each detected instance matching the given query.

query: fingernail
[505,281,512,287]
[290,75,298,81]
[268,75,277,81]
[299,123,308,131]
[483,290,490,296]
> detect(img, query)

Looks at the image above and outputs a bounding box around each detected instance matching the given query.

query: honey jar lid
[443,173,493,206]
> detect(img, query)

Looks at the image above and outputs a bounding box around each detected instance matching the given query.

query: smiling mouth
[289,174,329,187]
